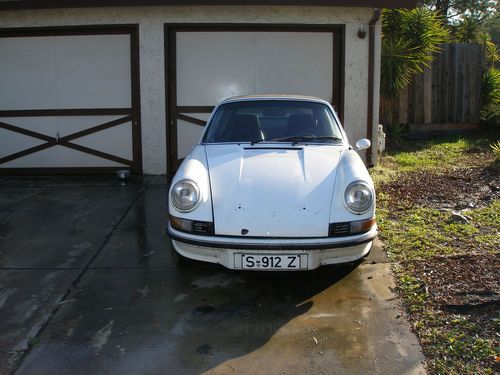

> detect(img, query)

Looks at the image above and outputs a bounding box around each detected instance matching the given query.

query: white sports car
[167,95,376,271]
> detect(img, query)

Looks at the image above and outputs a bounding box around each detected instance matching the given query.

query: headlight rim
[344,180,374,214]
[170,178,201,213]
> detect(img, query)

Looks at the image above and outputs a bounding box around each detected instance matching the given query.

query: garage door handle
[56,132,60,143]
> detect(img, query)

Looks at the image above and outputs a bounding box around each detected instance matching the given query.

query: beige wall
[0,6,381,174]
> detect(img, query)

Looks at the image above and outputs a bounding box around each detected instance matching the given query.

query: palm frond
[381,7,450,99]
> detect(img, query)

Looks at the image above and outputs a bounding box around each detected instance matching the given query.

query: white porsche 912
[167,95,376,270]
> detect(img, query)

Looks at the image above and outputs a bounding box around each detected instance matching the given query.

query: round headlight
[345,181,373,214]
[171,179,200,212]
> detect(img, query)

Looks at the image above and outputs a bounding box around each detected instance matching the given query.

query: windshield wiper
[291,136,343,145]
[250,136,300,145]
[251,136,342,145]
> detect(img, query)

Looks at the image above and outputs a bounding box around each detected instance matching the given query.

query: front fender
[329,150,376,223]
[168,145,214,222]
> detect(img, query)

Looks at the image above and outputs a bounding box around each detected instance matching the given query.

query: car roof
[221,95,331,105]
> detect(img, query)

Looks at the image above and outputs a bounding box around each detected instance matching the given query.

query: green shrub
[385,123,409,149]
[490,140,500,162]
[480,68,500,124]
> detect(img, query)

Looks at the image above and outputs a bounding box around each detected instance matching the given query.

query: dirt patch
[381,165,499,209]
[413,253,499,308]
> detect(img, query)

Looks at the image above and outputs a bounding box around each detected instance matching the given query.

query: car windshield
[202,100,344,144]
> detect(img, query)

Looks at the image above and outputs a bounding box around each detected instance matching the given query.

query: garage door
[166,26,343,174]
[0,27,141,174]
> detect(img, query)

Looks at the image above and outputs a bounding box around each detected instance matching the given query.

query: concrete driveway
[0,176,424,375]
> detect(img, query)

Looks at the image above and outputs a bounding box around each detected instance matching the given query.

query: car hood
[205,144,343,237]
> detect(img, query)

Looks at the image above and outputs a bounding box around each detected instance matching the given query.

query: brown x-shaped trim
[176,113,207,127]
[0,115,133,166]
[175,106,215,127]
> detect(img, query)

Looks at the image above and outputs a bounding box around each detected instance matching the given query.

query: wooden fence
[399,43,485,125]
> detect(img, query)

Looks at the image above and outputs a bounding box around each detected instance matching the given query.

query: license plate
[237,254,307,270]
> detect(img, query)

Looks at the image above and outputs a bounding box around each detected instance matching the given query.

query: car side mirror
[355,138,371,151]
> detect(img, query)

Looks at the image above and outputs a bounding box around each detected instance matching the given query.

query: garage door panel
[54,146,128,168]
[173,30,336,171]
[1,147,61,168]
[0,35,131,110]
[72,121,133,161]
[0,116,124,138]
[0,37,57,110]
[0,27,140,174]
[54,116,126,137]
[176,32,333,107]
[1,117,58,138]
[0,129,45,158]
[177,32,255,106]
[254,33,333,99]
[54,35,132,109]
[1,146,128,169]
[177,119,206,160]
[0,115,132,166]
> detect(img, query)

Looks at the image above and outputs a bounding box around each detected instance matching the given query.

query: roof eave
[0,0,418,11]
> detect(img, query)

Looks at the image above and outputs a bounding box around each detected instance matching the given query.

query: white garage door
[0,27,141,174]
[167,27,343,173]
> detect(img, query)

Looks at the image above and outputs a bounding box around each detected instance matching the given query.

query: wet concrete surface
[92,189,170,269]
[0,270,80,366]
[1,209,125,268]
[0,176,425,375]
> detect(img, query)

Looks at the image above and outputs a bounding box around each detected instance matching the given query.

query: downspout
[366,8,381,166]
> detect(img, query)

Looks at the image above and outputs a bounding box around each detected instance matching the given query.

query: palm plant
[490,140,500,169]
[480,67,500,123]
[454,15,484,43]
[485,41,500,67]
[380,8,450,136]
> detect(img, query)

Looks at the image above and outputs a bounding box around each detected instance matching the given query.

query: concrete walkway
[0,176,425,375]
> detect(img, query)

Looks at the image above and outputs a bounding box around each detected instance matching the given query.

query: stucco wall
[0,6,381,174]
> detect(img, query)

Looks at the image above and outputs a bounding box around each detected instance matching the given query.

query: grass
[395,262,499,374]
[378,203,499,262]
[371,135,496,185]
[425,321,497,375]
[396,275,497,373]
[379,207,454,261]
[391,140,468,170]
[469,200,500,229]
[371,133,499,374]
[397,274,427,313]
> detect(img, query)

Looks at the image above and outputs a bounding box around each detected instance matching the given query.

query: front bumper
[167,225,377,270]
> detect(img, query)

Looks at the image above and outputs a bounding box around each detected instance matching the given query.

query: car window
[202,100,343,144]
